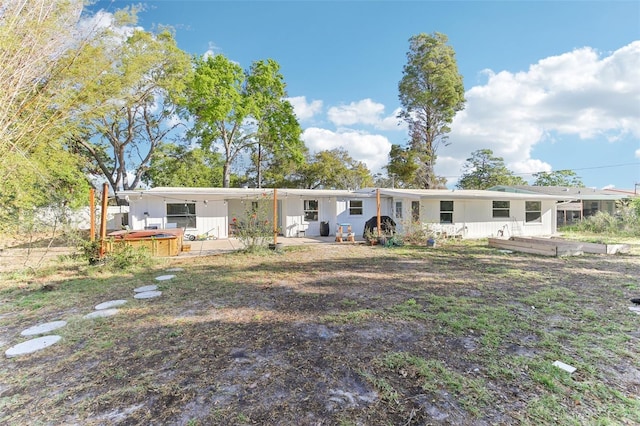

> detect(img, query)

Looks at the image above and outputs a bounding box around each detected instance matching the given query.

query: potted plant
[364,228,378,246]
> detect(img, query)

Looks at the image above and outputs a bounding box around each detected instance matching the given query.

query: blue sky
[90,1,640,189]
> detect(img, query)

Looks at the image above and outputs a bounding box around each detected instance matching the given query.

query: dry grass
[1,240,639,425]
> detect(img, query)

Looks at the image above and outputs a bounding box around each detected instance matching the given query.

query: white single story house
[117,187,572,240]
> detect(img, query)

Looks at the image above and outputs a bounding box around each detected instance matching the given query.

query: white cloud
[439,41,640,185]
[327,99,405,131]
[287,96,323,121]
[636,148,640,159]
[302,127,392,173]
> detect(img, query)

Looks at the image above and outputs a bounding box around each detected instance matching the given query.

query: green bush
[234,196,275,252]
[80,238,153,270]
[567,201,640,236]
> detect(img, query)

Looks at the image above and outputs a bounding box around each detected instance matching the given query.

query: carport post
[376,188,381,237]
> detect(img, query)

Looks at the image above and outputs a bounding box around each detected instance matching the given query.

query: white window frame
[525,201,542,223]
[303,199,319,221]
[440,200,454,224]
[348,200,363,216]
[395,201,403,219]
[166,203,196,229]
[492,201,510,218]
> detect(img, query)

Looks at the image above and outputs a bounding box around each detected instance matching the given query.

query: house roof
[487,185,633,201]
[118,187,374,201]
[359,188,573,201]
[119,186,574,202]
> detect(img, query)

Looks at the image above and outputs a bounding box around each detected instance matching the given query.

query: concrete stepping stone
[20,320,67,336]
[95,300,128,310]
[134,285,158,293]
[84,309,119,319]
[134,291,162,299]
[166,268,184,272]
[6,335,62,358]
[155,275,175,281]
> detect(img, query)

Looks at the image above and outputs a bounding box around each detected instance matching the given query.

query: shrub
[398,221,434,245]
[567,202,640,236]
[80,238,153,270]
[234,195,275,252]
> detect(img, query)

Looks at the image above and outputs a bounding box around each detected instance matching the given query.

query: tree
[142,143,226,187]
[456,149,526,189]
[398,32,465,188]
[532,170,584,187]
[296,149,374,190]
[0,0,98,233]
[246,60,306,188]
[385,144,419,188]
[72,26,191,197]
[184,55,303,188]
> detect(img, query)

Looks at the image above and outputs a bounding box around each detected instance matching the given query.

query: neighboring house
[118,187,570,240]
[488,185,635,226]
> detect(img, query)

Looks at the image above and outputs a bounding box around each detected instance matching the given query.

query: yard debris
[553,360,577,373]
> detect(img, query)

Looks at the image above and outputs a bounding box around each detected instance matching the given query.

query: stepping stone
[134,285,158,293]
[6,335,62,358]
[155,275,175,281]
[166,268,184,272]
[95,300,128,310]
[20,320,67,337]
[134,291,162,299]
[84,309,119,319]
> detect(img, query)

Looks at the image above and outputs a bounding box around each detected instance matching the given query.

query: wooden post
[273,188,278,244]
[89,187,95,242]
[376,188,381,237]
[99,183,109,258]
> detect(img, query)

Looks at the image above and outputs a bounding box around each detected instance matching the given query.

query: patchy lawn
[1,240,639,425]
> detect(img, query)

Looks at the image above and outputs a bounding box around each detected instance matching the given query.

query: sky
[89,0,640,190]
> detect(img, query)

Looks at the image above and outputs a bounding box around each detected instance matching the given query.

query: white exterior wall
[129,197,228,238]
[126,190,557,240]
[384,197,556,239]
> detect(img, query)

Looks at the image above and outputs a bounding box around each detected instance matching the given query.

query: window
[395,201,403,219]
[304,200,318,221]
[166,203,196,228]
[349,200,363,215]
[525,201,542,223]
[440,200,454,224]
[492,201,510,218]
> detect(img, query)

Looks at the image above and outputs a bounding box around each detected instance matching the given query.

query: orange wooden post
[376,188,381,237]
[99,183,109,258]
[89,187,95,242]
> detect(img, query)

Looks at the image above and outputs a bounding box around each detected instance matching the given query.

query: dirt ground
[1,241,639,425]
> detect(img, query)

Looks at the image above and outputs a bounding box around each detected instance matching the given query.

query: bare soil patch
[1,241,639,425]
